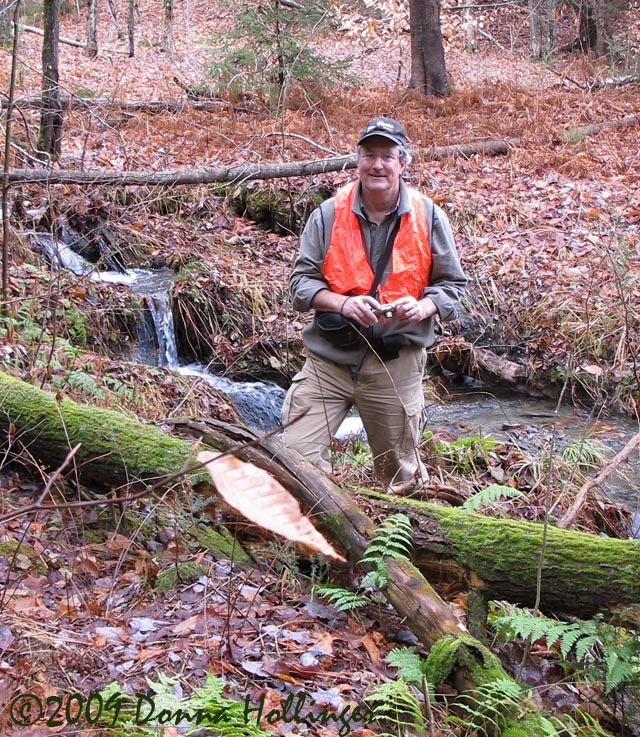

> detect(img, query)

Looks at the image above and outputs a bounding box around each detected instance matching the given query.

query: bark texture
[38,0,62,158]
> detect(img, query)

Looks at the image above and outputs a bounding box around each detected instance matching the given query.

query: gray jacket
[289,180,467,366]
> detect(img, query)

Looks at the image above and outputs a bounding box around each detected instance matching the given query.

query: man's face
[357,138,404,199]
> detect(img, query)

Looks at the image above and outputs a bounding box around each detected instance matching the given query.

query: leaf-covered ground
[1,1,640,735]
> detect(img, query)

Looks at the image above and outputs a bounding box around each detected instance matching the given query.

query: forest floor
[1,1,640,736]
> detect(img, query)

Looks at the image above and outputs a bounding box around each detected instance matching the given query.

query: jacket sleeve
[288,200,334,312]
[421,201,467,322]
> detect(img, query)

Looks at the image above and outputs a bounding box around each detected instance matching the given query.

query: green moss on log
[427,504,640,616]
[357,488,640,618]
[190,524,250,563]
[155,562,210,592]
[0,371,206,489]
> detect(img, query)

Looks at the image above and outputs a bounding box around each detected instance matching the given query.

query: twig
[422,674,437,737]
[262,131,339,156]
[477,26,510,53]
[557,430,640,529]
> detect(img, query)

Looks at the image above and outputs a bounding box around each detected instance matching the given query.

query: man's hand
[391,296,438,324]
[341,295,382,327]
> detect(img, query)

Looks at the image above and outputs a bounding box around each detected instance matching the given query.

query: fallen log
[5,140,514,187]
[13,95,233,113]
[1,370,636,735]
[1,370,638,624]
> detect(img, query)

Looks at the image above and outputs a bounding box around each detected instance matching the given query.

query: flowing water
[96,268,287,432]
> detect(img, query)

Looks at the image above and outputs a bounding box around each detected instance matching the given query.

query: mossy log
[0,371,637,735]
[2,370,639,625]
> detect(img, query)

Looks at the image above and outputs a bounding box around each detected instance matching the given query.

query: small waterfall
[121,269,286,431]
[143,292,180,369]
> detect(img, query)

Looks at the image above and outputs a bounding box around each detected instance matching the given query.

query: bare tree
[127,0,135,57]
[38,0,62,159]
[408,0,449,96]
[86,0,98,58]
[161,0,174,53]
[569,0,629,57]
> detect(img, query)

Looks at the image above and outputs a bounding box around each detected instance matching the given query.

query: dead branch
[557,114,640,143]
[557,430,640,530]
[12,94,234,113]
[5,140,514,186]
[19,23,87,48]
[589,74,640,89]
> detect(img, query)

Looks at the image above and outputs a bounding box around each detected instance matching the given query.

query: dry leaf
[198,451,346,562]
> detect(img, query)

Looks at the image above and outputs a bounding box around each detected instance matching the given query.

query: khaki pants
[281,347,428,487]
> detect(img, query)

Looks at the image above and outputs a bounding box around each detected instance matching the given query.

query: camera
[374,304,397,319]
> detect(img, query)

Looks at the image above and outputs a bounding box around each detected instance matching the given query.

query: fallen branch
[19,23,86,48]
[557,430,640,530]
[12,94,234,113]
[557,114,640,143]
[589,74,640,89]
[6,140,514,186]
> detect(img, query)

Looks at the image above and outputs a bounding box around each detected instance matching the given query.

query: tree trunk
[528,0,555,58]
[408,0,449,96]
[38,0,63,159]
[86,0,98,58]
[161,0,174,53]
[1,371,639,626]
[105,0,123,40]
[127,0,135,57]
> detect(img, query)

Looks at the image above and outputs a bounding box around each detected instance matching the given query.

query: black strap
[368,217,401,298]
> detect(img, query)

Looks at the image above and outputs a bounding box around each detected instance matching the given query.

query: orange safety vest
[321,181,432,303]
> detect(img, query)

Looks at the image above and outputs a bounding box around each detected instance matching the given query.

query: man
[282,117,467,493]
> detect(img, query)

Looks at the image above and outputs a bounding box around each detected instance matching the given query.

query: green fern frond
[462,483,524,512]
[386,646,428,688]
[359,513,413,567]
[365,680,425,737]
[447,678,525,737]
[313,584,369,612]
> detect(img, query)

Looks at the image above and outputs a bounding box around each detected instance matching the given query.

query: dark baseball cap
[357,117,409,148]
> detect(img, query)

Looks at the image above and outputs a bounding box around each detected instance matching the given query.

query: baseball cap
[357,117,409,149]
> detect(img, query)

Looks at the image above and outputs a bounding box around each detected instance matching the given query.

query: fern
[490,604,640,696]
[462,483,524,512]
[491,603,599,659]
[98,673,271,736]
[314,514,413,614]
[365,679,425,737]
[312,584,369,612]
[386,646,429,689]
[359,513,413,566]
[446,678,525,737]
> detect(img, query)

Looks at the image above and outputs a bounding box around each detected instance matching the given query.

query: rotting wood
[6,140,514,186]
